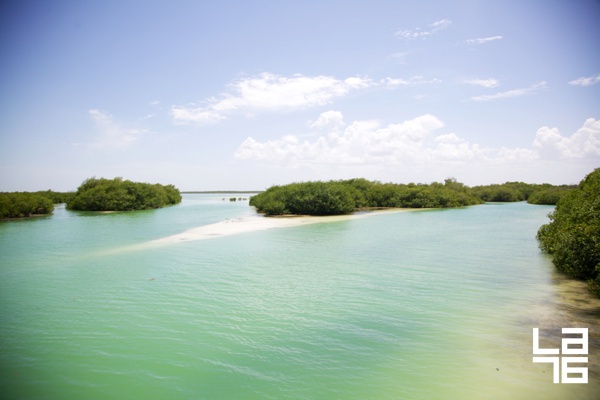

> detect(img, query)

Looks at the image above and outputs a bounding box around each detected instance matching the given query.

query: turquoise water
[1,195,599,399]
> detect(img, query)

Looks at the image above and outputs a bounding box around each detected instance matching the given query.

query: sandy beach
[149,208,411,244]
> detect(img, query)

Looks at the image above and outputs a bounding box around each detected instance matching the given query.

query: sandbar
[150,208,412,244]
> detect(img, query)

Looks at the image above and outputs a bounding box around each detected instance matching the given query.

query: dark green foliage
[34,190,76,204]
[284,181,356,215]
[471,182,575,205]
[0,192,54,219]
[66,177,182,212]
[250,178,483,216]
[252,177,575,216]
[537,168,600,296]
[527,186,574,205]
[471,184,524,202]
[250,181,356,216]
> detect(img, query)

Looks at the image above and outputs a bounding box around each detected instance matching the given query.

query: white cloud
[463,78,499,88]
[171,73,374,124]
[383,76,442,87]
[87,109,146,148]
[533,118,600,159]
[235,114,600,180]
[470,81,547,101]
[396,19,452,40]
[568,73,600,87]
[235,114,474,166]
[465,36,503,45]
[435,133,463,143]
[308,110,345,131]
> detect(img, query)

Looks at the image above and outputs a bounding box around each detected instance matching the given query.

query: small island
[250,178,482,216]
[66,177,182,212]
[0,192,55,219]
[249,178,574,216]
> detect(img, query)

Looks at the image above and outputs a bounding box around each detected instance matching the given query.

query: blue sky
[1,0,599,191]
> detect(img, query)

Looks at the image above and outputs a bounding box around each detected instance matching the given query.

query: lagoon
[1,194,599,399]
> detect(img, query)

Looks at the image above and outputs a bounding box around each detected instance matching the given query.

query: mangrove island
[66,177,182,212]
[249,178,574,216]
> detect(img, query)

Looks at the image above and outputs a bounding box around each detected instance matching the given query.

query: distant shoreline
[181,191,261,194]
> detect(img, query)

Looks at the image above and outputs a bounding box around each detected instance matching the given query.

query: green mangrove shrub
[250,178,483,216]
[67,177,182,212]
[0,192,54,219]
[537,168,600,296]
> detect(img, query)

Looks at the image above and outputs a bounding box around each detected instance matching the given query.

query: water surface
[1,195,599,399]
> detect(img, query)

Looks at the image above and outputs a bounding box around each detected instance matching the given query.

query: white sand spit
[150,209,411,244]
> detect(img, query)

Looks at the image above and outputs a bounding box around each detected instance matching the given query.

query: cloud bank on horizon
[0,1,598,191]
[234,110,600,174]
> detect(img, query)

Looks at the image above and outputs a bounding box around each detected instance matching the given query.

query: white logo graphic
[533,327,588,383]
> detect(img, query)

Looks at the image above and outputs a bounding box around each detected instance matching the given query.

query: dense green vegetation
[34,190,76,204]
[0,190,75,219]
[1,177,572,219]
[67,177,182,211]
[526,186,575,205]
[0,192,54,219]
[537,168,600,296]
[470,182,575,204]
[250,178,576,216]
[250,178,483,216]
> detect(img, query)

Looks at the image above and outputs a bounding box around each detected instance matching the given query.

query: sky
[1,0,599,191]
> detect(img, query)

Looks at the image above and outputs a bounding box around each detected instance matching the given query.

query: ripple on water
[2,200,600,399]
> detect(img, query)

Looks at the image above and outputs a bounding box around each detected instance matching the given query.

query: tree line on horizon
[0,176,576,220]
[249,178,575,216]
